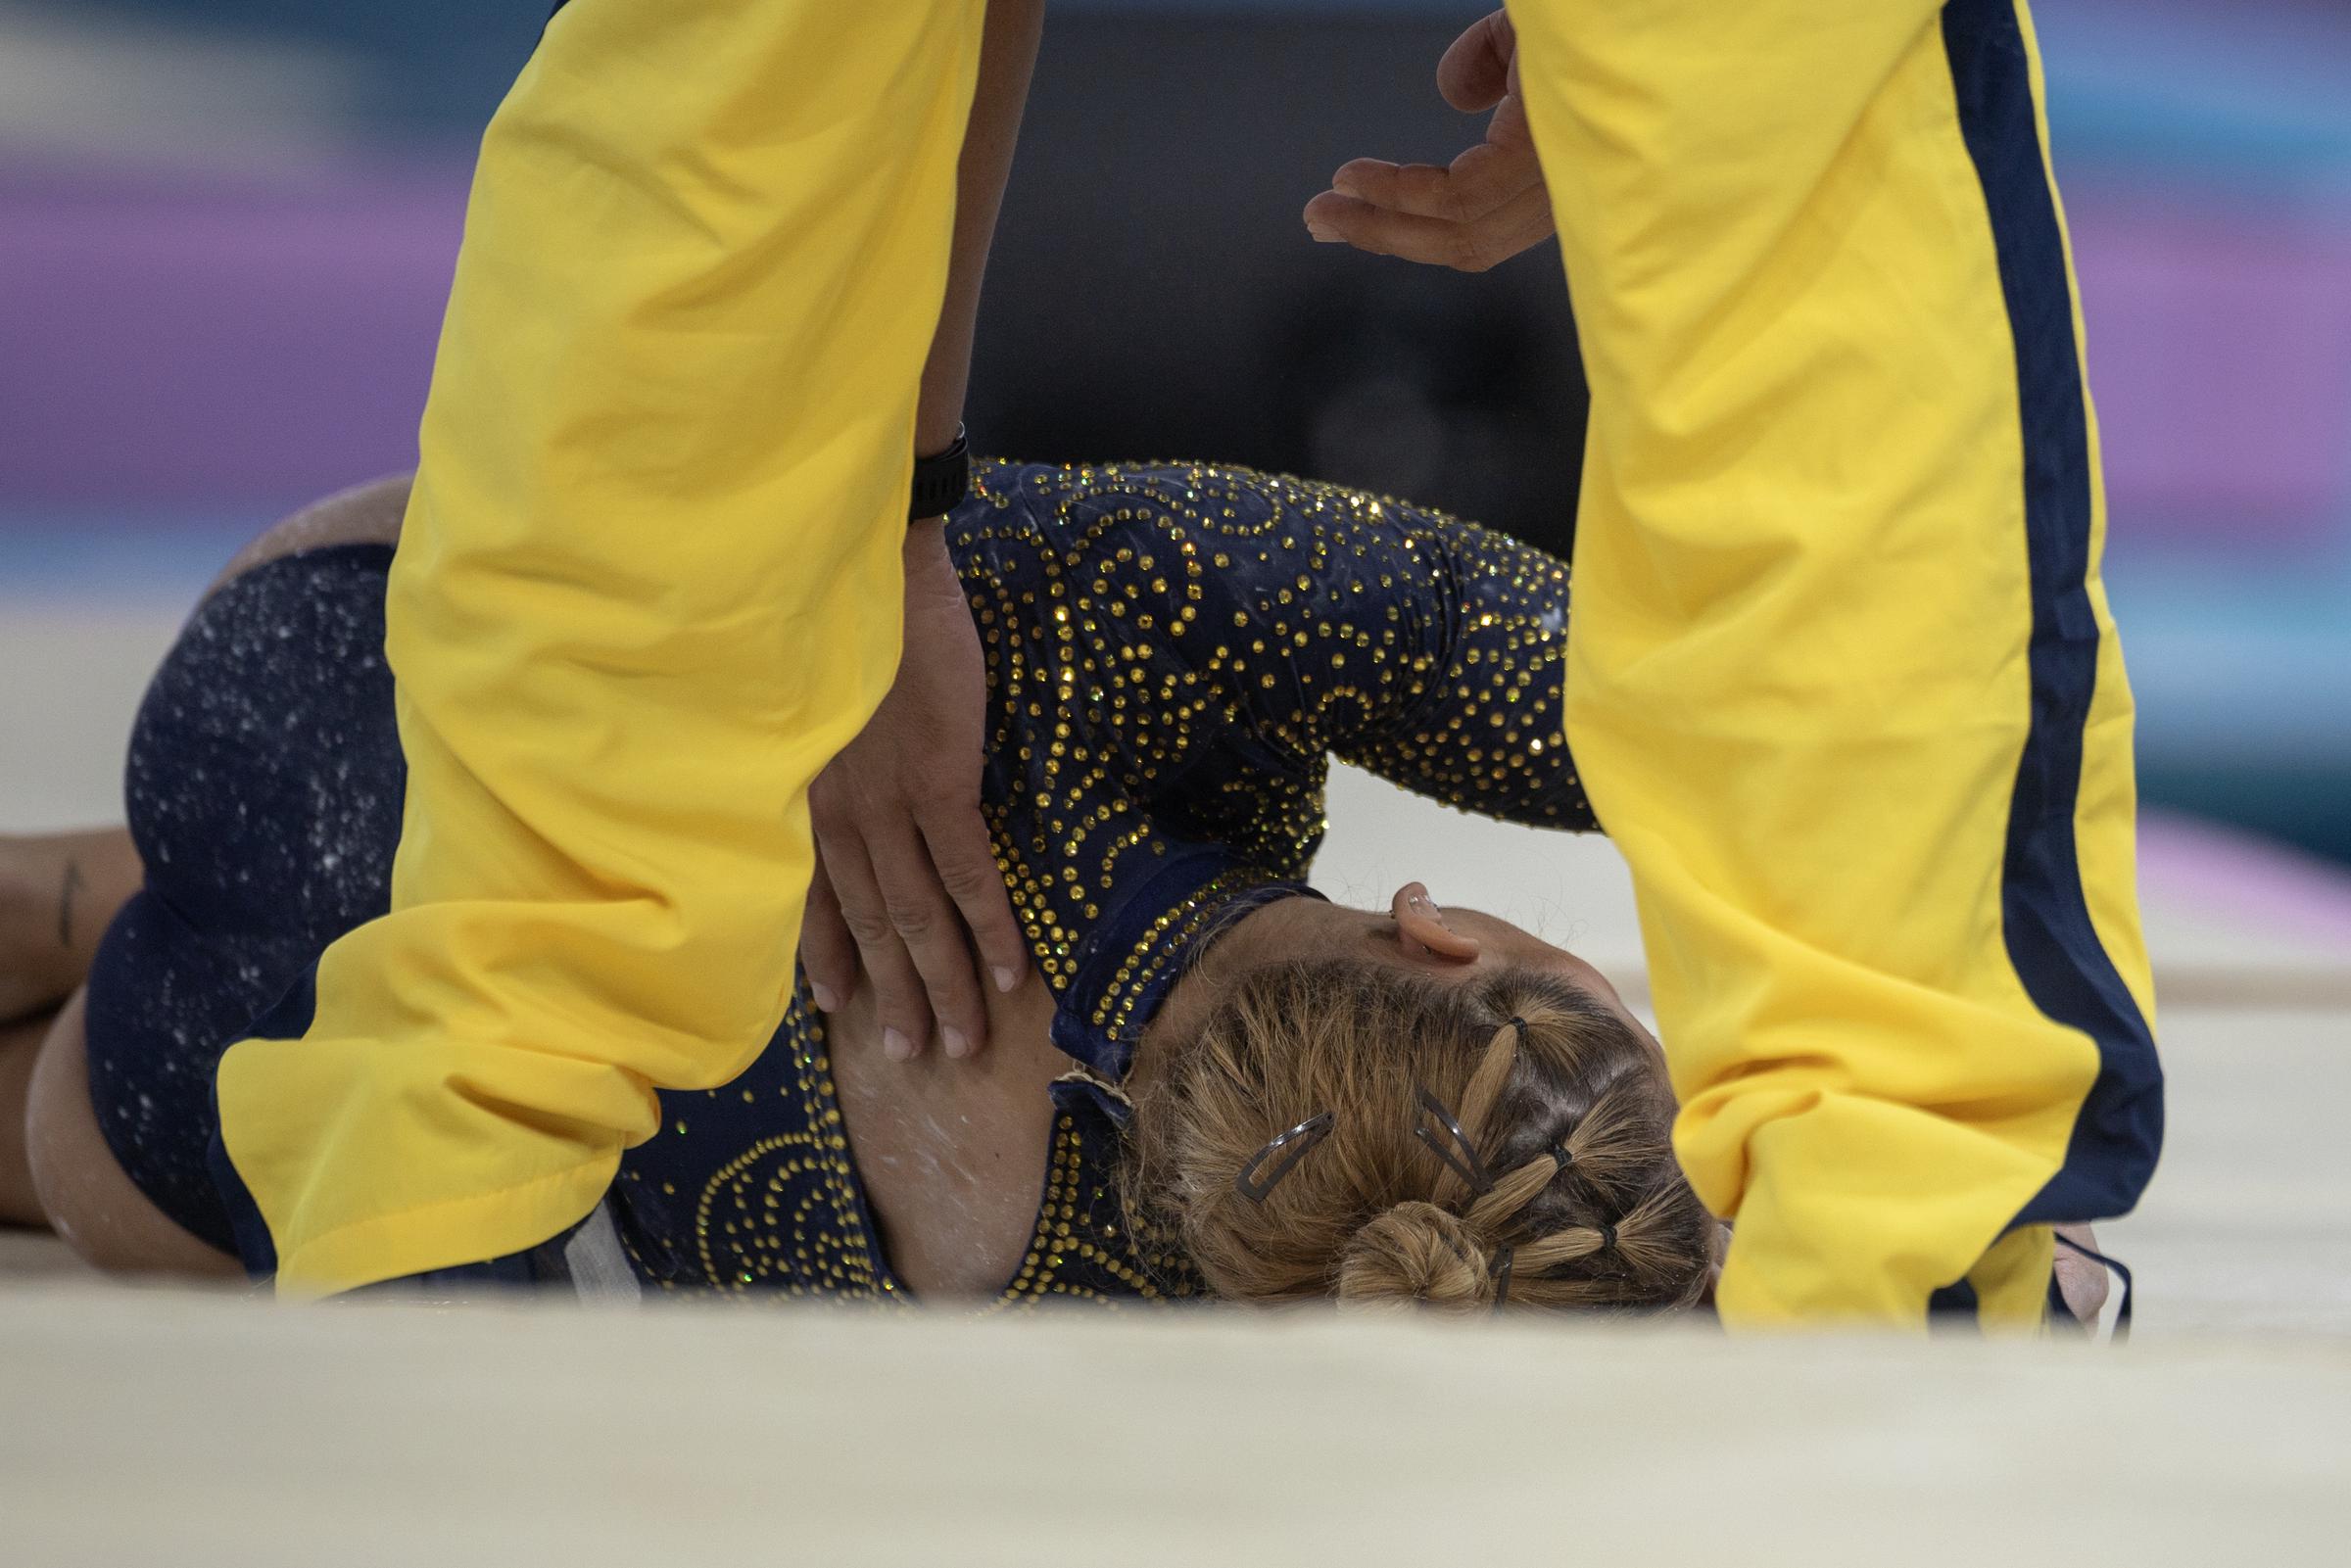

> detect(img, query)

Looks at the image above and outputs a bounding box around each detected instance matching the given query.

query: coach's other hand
[1303,9,1555,274]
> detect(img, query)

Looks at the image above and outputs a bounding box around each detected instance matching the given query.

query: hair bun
[1335,1201,1493,1312]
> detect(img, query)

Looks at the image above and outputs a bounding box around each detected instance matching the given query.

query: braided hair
[1125,960,1716,1312]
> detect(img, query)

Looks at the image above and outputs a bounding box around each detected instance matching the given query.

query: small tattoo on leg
[58,859,84,949]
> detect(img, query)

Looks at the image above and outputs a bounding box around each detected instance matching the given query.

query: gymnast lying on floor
[0,460,2105,1319]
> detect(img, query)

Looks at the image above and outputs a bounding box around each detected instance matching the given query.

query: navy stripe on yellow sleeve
[1943,0,2162,1225]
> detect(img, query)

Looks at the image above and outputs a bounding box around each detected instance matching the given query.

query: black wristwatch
[909,424,971,522]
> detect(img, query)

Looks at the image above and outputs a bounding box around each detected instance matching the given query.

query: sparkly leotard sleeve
[971,459,1596,840]
[81,460,1593,1308]
[948,460,1593,1074]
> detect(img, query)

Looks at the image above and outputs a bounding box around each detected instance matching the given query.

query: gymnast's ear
[1390,881,1479,963]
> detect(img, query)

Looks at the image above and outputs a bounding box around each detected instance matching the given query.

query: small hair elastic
[1595,1221,1618,1253]
[1413,1087,1496,1197]
[1507,1016,1528,1040]
[1548,1141,1575,1174]
[1233,1111,1335,1204]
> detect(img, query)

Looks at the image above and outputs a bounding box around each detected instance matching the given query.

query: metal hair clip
[1233,1111,1335,1204]
[1490,1246,1517,1311]
[1414,1087,1496,1197]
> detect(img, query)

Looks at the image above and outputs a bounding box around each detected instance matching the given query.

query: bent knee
[204,473,412,601]
[25,990,242,1281]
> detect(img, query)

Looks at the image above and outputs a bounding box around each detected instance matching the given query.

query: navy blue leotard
[84,459,1595,1304]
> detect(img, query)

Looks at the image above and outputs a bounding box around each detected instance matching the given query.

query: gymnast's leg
[7,479,411,1273]
[1,1012,49,1226]
[1,834,233,1273]
[3,828,141,1228]
[23,991,241,1278]
[0,830,142,1027]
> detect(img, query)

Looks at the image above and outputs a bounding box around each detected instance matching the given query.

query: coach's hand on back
[800,519,1027,1062]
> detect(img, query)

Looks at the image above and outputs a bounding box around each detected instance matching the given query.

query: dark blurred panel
[969,13,1587,559]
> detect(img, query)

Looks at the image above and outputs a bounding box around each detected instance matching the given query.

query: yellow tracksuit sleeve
[1505,0,2161,1324]
[213,1,984,1295]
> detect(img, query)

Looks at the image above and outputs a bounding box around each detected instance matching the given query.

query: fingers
[1305,178,1553,273]
[1435,9,1514,113]
[813,827,936,1062]
[1307,89,1551,272]
[916,803,1028,1003]
[1309,9,1548,272]
[797,863,857,1017]
[1328,132,1540,225]
[862,817,993,1061]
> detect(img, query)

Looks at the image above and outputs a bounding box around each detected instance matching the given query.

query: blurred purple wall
[0,162,465,512]
[2075,193,2351,538]
[8,162,2349,551]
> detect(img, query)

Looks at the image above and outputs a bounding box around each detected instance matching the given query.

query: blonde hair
[1127,960,1714,1312]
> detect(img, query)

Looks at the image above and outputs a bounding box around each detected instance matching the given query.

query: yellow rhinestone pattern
[611,458,1588,1308]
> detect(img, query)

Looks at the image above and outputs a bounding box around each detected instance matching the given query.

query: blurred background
[3,0,2348,870]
